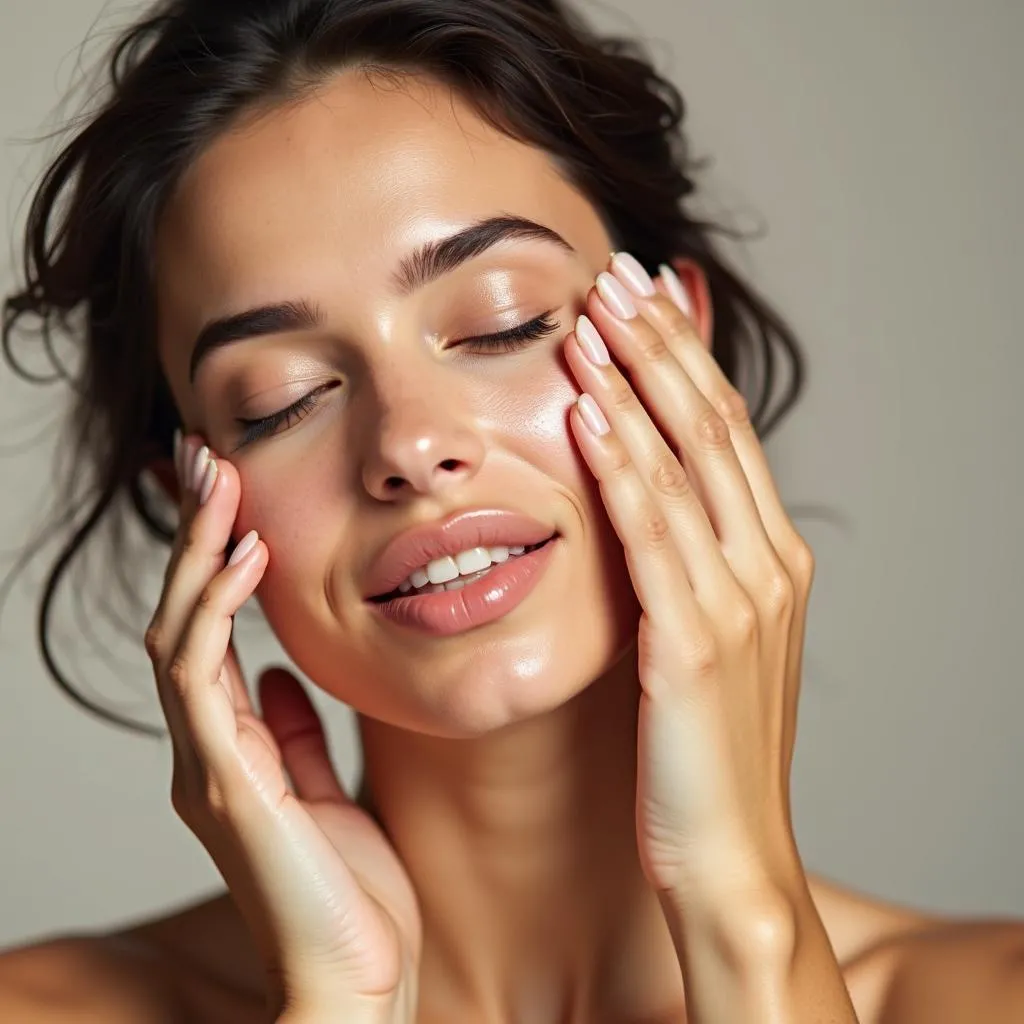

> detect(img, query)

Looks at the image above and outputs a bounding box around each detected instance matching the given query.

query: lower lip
[367,537,560,636]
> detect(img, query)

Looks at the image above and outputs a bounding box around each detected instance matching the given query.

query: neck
[356,654,685,1024]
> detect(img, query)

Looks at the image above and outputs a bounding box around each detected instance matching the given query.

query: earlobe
[657,257,714,352]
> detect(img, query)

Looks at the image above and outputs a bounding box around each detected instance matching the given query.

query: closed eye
[458,310,560,353]
[234,381,339,449]
[233,311,561,448]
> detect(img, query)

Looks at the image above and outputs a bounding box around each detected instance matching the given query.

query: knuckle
[638,331,672,364]
[641,511,673,550]
[143,622,164,662]
[730,597,759,639]
[789,538,816,586]
[608,381,639,414]
[167,653,190,693]
[716,388,751,428]
[179,529,198,558]
[650,453,691,500]
[170,777,191,819]
[203,772,231,820]
[694,406,731,451]
[665,317,698,347]
[680,631,721,679]
[762,566,795,618]
[194,583,217,611]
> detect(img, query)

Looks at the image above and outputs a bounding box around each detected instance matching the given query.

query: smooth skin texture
[3,68,1024,1024]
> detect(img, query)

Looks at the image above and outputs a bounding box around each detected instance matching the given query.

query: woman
[1,0,1021,1021]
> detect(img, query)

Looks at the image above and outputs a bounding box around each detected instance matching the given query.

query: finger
[566,375,704,638]
[644,276,801,563]
[592,268,775,589]
[146,444,241,758]
[565,313,742,617]
[169,530,267,775]
[258,668,350,806]
[224,641,256,717]
[149,446,240,679]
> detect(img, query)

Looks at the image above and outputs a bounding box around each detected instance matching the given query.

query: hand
[144,441,421,1022]
[565,254,815,904]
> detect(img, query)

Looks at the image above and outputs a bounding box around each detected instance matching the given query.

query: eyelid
[231,310,560,449]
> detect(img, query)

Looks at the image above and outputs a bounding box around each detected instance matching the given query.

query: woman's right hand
[143,435,421,1023]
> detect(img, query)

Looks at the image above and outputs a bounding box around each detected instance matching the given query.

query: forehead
[154,71,596,341]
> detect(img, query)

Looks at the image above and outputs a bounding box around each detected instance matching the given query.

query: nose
[361,395,486,502]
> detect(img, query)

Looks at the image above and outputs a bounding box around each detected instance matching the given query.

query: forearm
[660,870,859,1024]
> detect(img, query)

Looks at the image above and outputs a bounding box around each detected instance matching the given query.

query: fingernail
[576,393,610,436]
[658,263,693,318]
[173,429,183,485]
[595,272,637,320]
[610,251,656,298]
[191,445,210,493]
[227,529,259,568]
[178,437,197,499]
[198,458,218,505]
[575,314,610,367]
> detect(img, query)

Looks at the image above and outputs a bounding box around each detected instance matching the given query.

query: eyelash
[234,311,560,448]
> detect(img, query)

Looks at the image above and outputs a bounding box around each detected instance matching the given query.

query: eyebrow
[188,214,576,382]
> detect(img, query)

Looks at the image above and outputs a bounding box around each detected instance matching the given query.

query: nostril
[439,458,461,471]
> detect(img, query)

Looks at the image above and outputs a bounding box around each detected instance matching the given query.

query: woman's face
[155,70,641,737]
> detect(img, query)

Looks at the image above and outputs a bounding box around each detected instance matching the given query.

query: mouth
[368,533,558,604]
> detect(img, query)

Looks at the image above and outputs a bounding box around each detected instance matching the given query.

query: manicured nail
[173,429,183,485]
[576,393,610,436]
[198,458,218,505]
[658,263,693,317]
[575,315,610,367]
[595,272,637,319]
[177,437,197,500]
[610,251,656,298]
[191,445,210,493]
[227,529,259,568]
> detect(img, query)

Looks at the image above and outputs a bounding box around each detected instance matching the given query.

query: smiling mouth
[368,534,557,604]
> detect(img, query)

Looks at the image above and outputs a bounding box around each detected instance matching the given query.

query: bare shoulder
[0,892,266,1024]
[808,872,1024,1024]
[0,931,185,1022]
[116,889,268,1022]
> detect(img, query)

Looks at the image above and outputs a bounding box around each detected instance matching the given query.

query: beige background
[1,0,1021,948]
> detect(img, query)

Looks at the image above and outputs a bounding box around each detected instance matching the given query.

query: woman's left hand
[565,252,816,912]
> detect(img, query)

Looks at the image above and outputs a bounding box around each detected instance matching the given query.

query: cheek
[500,349,596,501]
[233,459,344,596]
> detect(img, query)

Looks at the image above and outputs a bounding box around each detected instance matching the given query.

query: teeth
[394,543,535,596]
[454,547,492,575]
[426,555,460,585]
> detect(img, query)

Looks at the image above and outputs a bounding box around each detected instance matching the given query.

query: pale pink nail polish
[577,393,610,436]
[178,437,197,499]
[575,315,610,366]
[595,272,637,319]
[198,458,218,505]
[227,529,259,568]
[658,263,693,317]
[610,251,656,298]
[191,445,210,493]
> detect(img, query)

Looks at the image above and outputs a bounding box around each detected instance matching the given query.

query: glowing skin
[154,71,711,1020]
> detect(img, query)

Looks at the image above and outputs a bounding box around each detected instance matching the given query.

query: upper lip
[362,508,558,599]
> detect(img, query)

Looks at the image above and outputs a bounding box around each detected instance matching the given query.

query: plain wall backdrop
[1,0,1021,948]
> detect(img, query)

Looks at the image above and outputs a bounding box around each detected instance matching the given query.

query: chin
[259,546,641,737]
[352,593,640,739]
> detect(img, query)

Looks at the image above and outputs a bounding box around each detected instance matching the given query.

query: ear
[657,257,714,352]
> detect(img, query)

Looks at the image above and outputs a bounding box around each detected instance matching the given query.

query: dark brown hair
[2,0,806,735]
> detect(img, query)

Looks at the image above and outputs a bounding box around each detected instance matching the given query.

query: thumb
[258,667,349,805]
